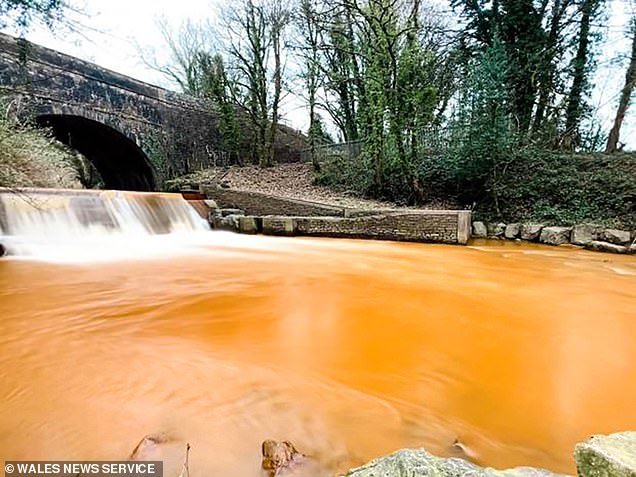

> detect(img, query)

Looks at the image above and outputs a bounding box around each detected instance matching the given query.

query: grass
[0,115,83,189]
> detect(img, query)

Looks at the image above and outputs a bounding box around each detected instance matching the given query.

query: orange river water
[0,236,635,476]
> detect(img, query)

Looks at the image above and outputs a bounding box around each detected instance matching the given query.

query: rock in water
[0,243,5,257]
[487,223,506,238]
[539,227,571,245]
[571,224,603,246]
[504,223,521,240]
[575,432,636,477]
[600,229,631,246]
[472,221,487,238]
[344,449,566,477]
[261,440,326,477]
[520,224,544,242]
[585,241,627,254]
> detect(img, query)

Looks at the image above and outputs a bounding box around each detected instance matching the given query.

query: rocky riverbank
[342,431,636,477]
[472,221,636,254]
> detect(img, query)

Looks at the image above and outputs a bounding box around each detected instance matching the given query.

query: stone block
[472,221,487,238]
[504,223,521,240]
[520,224,544,241]
[585,241,627,254]
[238,216,258,234]
[601,229,631,246]
[539,226,571,245]
[262,216,296,236]
[571,224,603,245]
[487,222,506,238]
[575,432,636,477]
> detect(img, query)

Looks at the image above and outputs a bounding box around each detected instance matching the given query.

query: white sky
[1,0,634,145]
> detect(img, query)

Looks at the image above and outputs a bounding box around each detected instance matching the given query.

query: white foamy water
[0,189,215,261]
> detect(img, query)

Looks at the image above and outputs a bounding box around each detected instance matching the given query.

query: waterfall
[0,188,211,260]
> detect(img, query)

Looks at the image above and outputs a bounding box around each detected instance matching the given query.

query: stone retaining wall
[294,212,470,244]
[216,209,471,245]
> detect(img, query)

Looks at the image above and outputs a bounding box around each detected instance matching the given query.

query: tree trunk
[563,0,598,148]
[533,0,565,132]
[606,18,636,153]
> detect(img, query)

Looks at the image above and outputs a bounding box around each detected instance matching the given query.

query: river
[0,191,635,476]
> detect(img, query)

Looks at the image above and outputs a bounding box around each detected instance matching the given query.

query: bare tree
[606,16,636,153]
[221,0,291,167]
[140,17,213,95]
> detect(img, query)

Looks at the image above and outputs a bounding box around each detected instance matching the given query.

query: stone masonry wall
[295,212,469,244]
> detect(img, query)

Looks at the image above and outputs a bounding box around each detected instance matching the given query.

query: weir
[0,188,209,259]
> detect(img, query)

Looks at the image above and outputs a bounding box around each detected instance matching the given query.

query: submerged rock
[472,221,488,238]
[539,227,571,245]
[344,448,566,477]
[571,224,603,246]
[505,223,521,240]
[585,241,627,254]
[575,432,636,477]
[520,224,544,242]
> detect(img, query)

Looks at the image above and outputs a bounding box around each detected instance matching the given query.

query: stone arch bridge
[0,33,304,191]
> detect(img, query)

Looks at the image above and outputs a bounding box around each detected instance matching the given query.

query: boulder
[238,216,259,235]
[575,432,636,477]
[571,224,603,246]
[600,229,631,246]
[203,198,218,208]
[221,208,245,217]
[585,241,628,254]
[539,226,571,245]
[262,217,296,236]
[629,243,636,255]
[487,222,506,238]
[472,221,488,238]
[344,448,564,477]
[504,223,521,240]
[261,440,323,477]
[520,224,544,242]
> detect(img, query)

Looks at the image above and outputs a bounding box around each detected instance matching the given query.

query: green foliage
[141,132,170,185]
[476,151,636,228]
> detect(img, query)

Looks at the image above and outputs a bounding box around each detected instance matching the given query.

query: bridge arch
[35,113,157,191]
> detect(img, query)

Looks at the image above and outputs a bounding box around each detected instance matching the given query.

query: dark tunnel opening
[36,115,156,191]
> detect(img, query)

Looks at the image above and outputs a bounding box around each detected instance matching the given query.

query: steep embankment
[168,163,459,210]
[0,118,84,189]
[475,152,636,229]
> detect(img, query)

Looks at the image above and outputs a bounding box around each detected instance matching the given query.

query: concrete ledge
[262,216,296,236]
[293,211,470,244]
